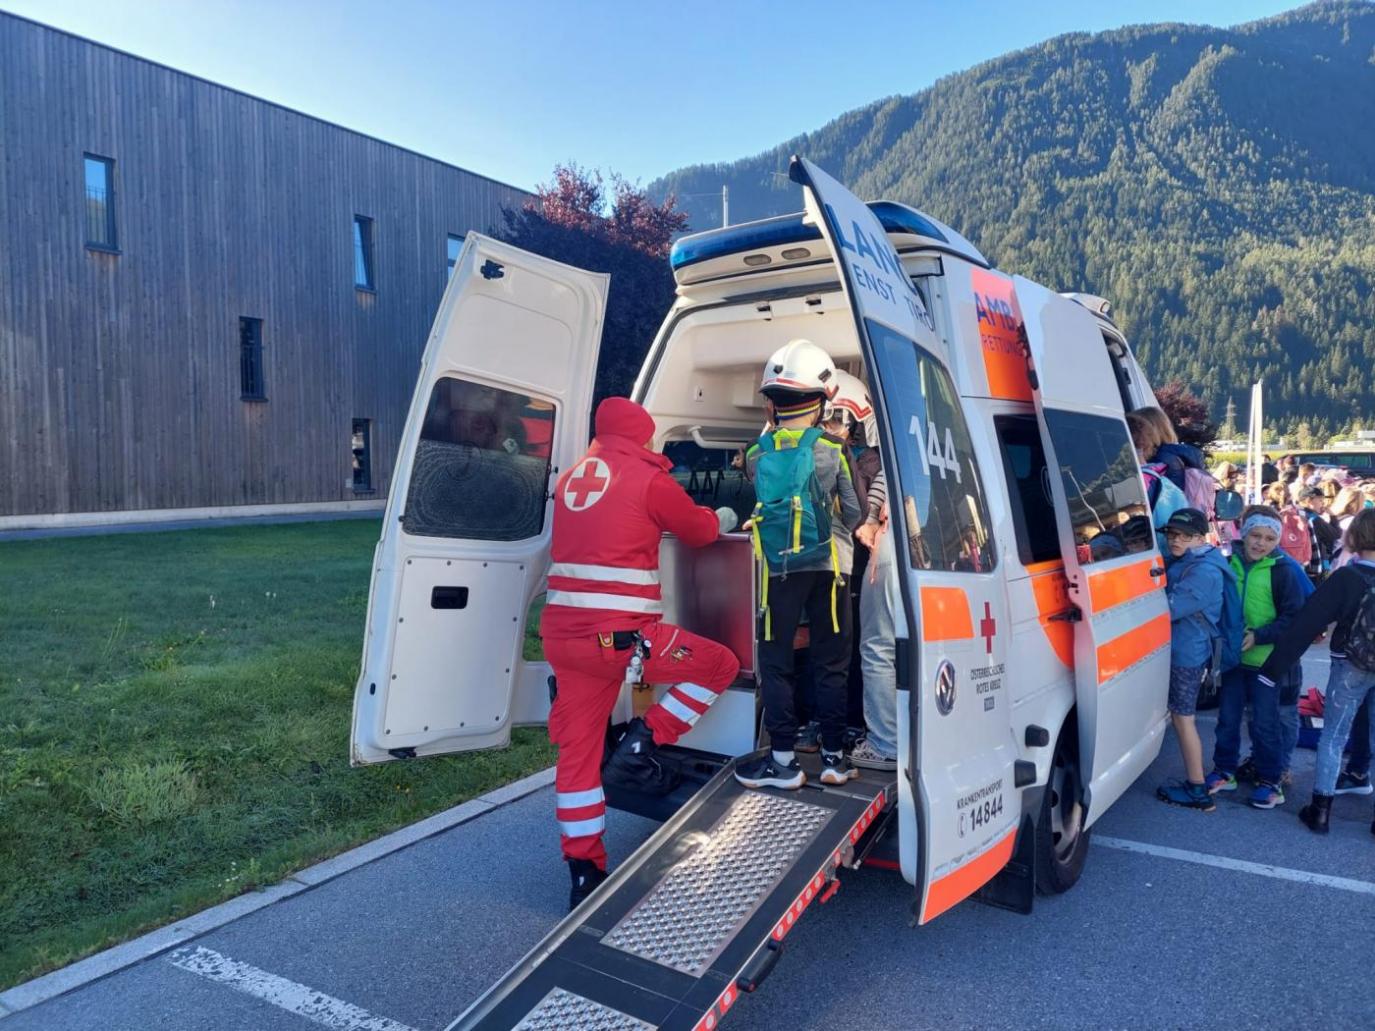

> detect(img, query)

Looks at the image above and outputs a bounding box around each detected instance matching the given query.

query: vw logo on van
[934,660,956,716]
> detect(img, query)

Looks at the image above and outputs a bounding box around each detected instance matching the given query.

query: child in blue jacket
[1157,508,1234,810]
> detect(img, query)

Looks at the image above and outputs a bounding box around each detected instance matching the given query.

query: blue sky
[5,0,1298,191]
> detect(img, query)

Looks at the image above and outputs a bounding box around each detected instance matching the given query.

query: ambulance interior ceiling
[642,296,864,445]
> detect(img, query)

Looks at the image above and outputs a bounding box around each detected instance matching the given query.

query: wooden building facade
[0,13,534,523]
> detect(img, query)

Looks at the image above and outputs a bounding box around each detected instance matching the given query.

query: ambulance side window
[867,319,996,573]
[402,376,555,541]
[1041,409,1153,564]
[994,415,1061,565]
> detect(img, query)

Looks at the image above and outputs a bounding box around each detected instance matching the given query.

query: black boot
[602,717,681,796]
[1298,793,1332,834]
[568,858,608,911]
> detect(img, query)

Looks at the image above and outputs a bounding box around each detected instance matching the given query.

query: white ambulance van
[350,159,1235,1030]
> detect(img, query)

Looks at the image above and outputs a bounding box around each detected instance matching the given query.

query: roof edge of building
[2,8,537,201]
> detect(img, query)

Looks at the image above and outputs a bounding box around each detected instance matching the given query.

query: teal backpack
[748,427,841,639]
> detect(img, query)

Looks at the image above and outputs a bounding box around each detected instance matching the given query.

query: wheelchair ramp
[449,758,894,1031]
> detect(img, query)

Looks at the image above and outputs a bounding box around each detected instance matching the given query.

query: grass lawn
[0,519,554,990]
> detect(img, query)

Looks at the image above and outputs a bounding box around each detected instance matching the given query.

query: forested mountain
[649,1,1375,442]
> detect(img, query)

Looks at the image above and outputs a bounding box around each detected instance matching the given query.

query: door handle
[1149,565,1165,577]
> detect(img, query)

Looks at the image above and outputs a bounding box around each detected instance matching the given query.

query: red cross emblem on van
[564,458,611,511]
[980,602,997,655]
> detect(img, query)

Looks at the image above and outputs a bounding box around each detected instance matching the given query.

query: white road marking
[1094,836,1375,897]
[168,946,419,1031]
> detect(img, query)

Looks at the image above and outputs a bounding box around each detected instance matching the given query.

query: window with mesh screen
[402,378,555,540]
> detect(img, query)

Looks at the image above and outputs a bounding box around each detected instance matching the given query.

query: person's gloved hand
[715,506,739,534]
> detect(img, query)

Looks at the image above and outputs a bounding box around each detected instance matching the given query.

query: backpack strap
[748,500,772,641]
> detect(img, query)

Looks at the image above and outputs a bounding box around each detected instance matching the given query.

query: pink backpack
[1182,467,1218,518]
[1279,506,1312,566]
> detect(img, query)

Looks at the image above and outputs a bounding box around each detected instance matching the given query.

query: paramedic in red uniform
[541,397,741,909]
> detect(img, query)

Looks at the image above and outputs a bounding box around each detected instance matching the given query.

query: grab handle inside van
[690,426,747,450]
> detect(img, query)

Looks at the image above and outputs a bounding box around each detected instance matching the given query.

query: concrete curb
[0,766,556,1019]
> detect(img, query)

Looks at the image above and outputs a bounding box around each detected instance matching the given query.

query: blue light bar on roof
[669,201,950,274]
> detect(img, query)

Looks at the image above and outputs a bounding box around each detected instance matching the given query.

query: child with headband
[1205,506,1314,809]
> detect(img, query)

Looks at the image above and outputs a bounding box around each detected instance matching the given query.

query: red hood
[594,397,656,446]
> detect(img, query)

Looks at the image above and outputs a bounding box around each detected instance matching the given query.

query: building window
[352,419,373,491]
[239,317,266,401]
[446,233,464,278]
[84,154,117,250]
[353,215,374,290]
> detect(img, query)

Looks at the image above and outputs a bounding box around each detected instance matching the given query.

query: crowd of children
[1156,439,1374,841]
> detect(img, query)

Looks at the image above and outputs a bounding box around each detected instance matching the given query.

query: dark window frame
[239,317,267,402]
[352,419,373,492]
[994,414,1061,566]
[446,233,464,278]
[83,153,118,252]
[353,215,375,291]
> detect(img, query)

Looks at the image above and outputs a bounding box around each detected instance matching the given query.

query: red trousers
[545,621,741,869]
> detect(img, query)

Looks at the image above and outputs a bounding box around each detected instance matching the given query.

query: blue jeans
[1272,703,1298,776]
[1315,658,1375,794]
[1215,667,1283,784]
[859,528,903,758]
[1349,697,1371,777]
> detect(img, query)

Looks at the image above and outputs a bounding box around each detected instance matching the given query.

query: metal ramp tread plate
[452,765,890,1031]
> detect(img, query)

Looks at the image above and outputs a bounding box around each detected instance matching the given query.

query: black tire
[1035,731,1090,895]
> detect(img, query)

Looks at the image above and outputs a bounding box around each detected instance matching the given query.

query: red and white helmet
[824,369,878,446]
[760,339,837,399]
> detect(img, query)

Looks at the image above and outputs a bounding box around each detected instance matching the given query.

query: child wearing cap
[1204,505,1314,808]
[1157,507,1234,810]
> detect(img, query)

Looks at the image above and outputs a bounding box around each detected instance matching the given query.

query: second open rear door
[1015,276,1170,824]
[792,158,1019,923]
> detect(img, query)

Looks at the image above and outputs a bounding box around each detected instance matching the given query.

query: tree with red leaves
[500,164,688,402]
[531,163,687,258]
[1154,379,1219,448]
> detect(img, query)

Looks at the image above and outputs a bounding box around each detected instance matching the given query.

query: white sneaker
[849,738,897,772]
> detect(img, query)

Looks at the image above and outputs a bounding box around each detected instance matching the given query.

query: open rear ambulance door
[1014,276,1170,825]
[791,158,1020,924]
[351,235,607,765]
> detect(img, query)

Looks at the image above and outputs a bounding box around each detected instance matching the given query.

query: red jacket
[541,399,720,639]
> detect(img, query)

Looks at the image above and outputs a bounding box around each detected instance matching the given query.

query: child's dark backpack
[1342,566,1375,672]
[1208,559,1244,689]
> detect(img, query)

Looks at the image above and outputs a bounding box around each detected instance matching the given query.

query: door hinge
[480,259,504,280]
[388,747,417,760]
[1048,605,1082,623]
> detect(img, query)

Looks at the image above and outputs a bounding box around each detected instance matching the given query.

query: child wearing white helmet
[738,340,863,790]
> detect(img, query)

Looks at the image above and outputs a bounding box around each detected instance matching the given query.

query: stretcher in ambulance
[350,158,1187,1029]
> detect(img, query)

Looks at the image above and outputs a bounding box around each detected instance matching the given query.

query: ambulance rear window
[402,376,555,541]
[1041,409,1153,564]
[865,320,996,573]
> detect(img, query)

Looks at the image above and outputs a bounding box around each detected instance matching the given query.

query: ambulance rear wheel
[1035,736,1088,894]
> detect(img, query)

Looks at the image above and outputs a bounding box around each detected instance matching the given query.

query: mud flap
[973,812,1036,915]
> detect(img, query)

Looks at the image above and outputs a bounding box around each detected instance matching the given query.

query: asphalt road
[6,661,1373,1030]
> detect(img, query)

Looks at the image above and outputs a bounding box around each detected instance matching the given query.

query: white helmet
[824,369,878,446]
[760,339,837,399]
